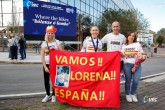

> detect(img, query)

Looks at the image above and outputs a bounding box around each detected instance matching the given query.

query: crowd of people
[40,21,147,104]
[7,34,26,61]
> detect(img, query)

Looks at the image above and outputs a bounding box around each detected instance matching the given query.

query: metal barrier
[31,43,41,54]
[0,40,81,52]
[0,38,8,52]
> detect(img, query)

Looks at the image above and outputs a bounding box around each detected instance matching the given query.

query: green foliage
[98,8,150,37]
[81,15,92,36]
[157,28,165,43]
[156,36,164,46]
[102,44,107,51]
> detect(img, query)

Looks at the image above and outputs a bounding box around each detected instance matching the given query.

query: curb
[0,61,41,64]
[0,92,45,100]
[120,72,165,84]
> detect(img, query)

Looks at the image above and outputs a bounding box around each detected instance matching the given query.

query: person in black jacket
[18,35,25,60]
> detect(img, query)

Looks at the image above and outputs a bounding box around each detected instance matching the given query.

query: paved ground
[0,47,164,64]
[0,47,165,110]
[0,51,41,64]
[0,74,165,110]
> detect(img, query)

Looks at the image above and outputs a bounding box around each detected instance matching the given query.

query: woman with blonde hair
[41,25,62,102]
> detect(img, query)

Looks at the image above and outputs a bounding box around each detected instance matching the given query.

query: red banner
[50,50,120,108]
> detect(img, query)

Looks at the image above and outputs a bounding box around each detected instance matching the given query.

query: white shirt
[121,42,144,64]
[41,40,60,64]
[101,33,125,52]
[8,39,12,47]
[81,37,102,52]
[11,38,18,46]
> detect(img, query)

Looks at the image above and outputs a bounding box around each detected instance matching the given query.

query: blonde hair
[44,33,55,42]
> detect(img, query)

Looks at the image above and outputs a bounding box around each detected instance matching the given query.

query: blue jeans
[124,63,141,95]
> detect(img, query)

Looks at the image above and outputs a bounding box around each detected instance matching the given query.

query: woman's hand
[121,53,125,57]
[44,66,50,73]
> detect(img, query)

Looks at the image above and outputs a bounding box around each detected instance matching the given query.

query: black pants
[11,46,18,60]
[43,64,55,96]
[120,61,124,72]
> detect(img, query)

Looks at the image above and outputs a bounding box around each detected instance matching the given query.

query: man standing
[18,35,25,60]
[101,21,125,52]
[101,21,126,71]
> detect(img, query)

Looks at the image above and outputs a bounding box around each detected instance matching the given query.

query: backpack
[12,38,17,47]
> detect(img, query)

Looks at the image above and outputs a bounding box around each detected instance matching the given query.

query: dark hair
[125,32,137,45]
[90,25,99,31]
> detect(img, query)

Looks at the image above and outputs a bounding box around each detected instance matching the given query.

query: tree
[157,28,165,43]
[81,16,92,35]
[156,36,164,46]
[135,9,150,32]
[80,16,92,40]
[98,9,150,37]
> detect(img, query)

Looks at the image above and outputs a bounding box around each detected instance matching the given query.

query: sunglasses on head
[47,32,54,35]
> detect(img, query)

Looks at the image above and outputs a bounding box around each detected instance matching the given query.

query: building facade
[0,0,134,38]
[0,0,134,33]
[0,0,23,33]
[50,0,134,24]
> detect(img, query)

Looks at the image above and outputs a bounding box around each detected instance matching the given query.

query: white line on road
[0,92,45,98]
[0,64,26,66]
[120,72,165,84]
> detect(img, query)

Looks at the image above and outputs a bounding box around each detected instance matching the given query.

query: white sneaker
[131,95,138,102]
[51,96,56,102]
[42,95,51,102]
[126,95,132,102]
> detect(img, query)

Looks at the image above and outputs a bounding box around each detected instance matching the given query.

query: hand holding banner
[50,50,121,108]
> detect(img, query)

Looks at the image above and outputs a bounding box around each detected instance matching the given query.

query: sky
[131,0,165,32]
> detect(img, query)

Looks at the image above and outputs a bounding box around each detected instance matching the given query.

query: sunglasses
[47,32,54,35]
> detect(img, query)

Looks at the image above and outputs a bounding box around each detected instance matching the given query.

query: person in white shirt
[10,35,18,61]
[8,36,12,59]
[121,32,144,103]
[101,21,126,71]
[81,25,102,52]
[41,25,63,103]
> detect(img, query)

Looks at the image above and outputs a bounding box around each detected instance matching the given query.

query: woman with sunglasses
[41,25,63,103]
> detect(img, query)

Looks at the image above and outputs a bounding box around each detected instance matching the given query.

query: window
[0,1,1,13]
[81,1,86,14]
[13,13,23,26]
[2,0,12,13]
[111,1,115,9]
[3,14,12,26]
[93,0,97,10]
[89,6,94,17]
[51,0,60,4]
[13,0,23,13]
[75,0,80,10]
[0,14,2,26]
[86,4,90,15]
[39,0,48,2]
[89,0,93,7]
[68,0,75,6]
[114,5,119,11]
